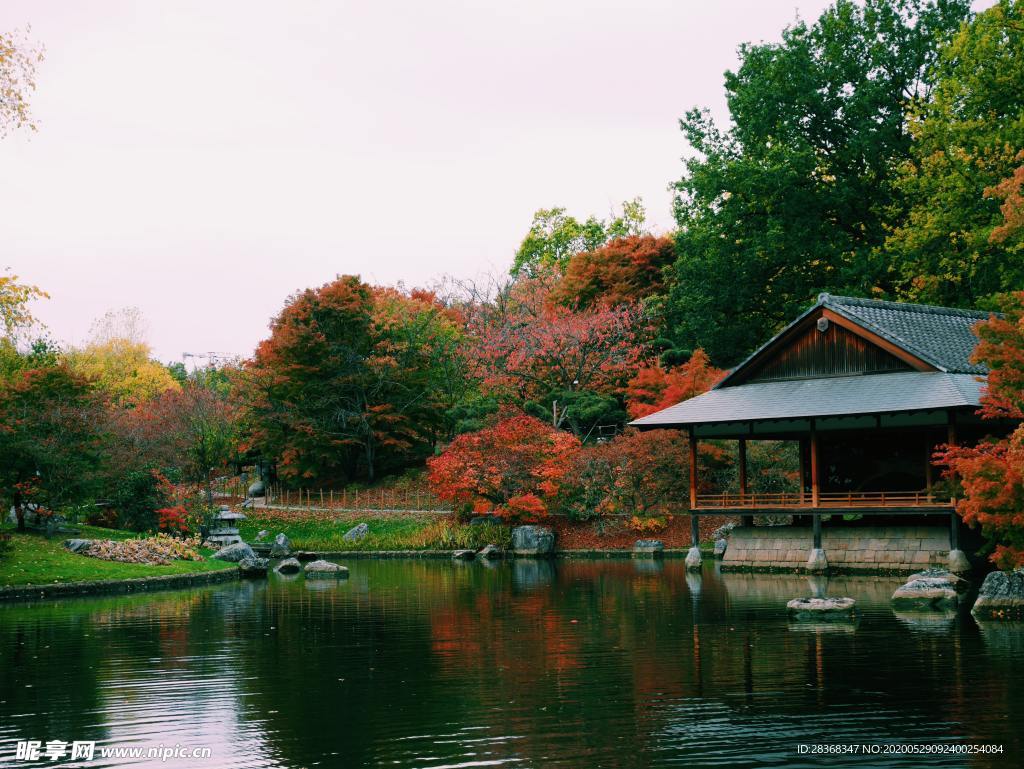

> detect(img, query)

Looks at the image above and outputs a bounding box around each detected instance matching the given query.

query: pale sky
[1,0,914,362]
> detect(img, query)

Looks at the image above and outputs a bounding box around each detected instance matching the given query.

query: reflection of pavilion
[633,294,1018,573]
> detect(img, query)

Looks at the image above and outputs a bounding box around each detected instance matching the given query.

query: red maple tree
[427,413,580,519]
[939,292,1024,567]
[552,235,676,309]
[624,349,724,419]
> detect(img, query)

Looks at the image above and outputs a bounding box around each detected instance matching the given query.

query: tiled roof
[823,294,990,375]
[630,372,984,428]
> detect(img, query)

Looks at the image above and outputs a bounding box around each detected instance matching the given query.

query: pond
[1,560,1021,769]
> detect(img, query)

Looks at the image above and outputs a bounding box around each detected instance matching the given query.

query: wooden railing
[694,490,951,510]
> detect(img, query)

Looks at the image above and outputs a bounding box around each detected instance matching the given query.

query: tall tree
[239,276,468,483]
[0,366,107,529]
[664,0,971,366]
[887,0,1024,307]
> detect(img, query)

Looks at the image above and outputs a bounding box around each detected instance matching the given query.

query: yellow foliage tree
[0,271,47,339]
[67,338,179,408]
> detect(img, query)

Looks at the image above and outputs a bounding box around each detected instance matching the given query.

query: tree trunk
[13,490,25,532]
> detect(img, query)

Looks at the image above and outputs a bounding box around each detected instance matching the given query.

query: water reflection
[0,560,1021,769]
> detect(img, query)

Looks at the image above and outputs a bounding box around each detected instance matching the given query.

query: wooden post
[813,513,822,549]
[688,427,698,510]
[947,411,958,504]
[738,438,752,527]
[950,511,959,551]
[738,439,748,500]
[924,438,934,498]
[691,512,700,548]
[810,420,820,508]
[798,438,807,504]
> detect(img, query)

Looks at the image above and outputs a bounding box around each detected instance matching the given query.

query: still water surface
[1,559,1021,769]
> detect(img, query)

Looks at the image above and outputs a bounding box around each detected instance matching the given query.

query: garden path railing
[211,478,452,514]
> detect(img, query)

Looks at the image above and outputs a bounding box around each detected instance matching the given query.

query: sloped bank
[0,567,240,603]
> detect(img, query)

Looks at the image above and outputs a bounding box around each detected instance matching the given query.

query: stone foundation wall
[721,525,950,573]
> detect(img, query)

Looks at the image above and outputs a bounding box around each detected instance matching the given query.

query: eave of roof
[629,371,985,429]
[714,293,991,389]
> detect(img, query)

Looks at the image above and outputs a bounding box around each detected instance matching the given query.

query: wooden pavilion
[631,293,1015,573]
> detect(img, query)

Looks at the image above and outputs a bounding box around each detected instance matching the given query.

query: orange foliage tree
[426,413,580,519]
[939,292,1024,567]
[551,235,676,310]
[624,349,724,419]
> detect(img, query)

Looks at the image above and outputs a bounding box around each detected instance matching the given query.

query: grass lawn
[238,511,510,551]
[0,525,235,587]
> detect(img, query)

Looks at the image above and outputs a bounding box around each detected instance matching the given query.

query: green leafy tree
[887,0,1024,307]
[0,366,107,529]
[664,0,970,365]
[511,198,647,277]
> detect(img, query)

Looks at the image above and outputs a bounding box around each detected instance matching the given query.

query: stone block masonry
[721,525,949,574]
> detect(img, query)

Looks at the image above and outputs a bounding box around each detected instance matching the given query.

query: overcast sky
[0,0,928,362]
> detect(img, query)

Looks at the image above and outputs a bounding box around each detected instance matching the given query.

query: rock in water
[63,539,93,554]
[342,523,370,543]
[891,574,959,610]
[633,539,664,558]
[275,557,302,575]
[972,569,1024,618]
[806,548,828,573]
[452,549,476,561]
[270,533,291,557]
[511,525,555,557]
[239,556,269,577]
[685,546,702,571]
[478,544,503,560]
[255,530,269,541]
[787,597,856,620]
[213,542,256,563]
[304,559,349,579]
[713,539,728,559]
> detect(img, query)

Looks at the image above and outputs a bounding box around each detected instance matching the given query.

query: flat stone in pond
[452,549,475,561]
[787,597,856,620]
[633,539,664,558]
[892,577,958,610]
[213,542,256,563]
[304,559,349,579]
[275,557,302,575]
[239,556,269,578]
[972,569,1024,618]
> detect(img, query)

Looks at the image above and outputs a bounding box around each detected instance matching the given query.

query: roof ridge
[818,293,992,320]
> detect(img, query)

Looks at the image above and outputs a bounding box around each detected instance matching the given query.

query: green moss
[0,525,235,587]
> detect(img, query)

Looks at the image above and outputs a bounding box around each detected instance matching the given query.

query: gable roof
[715,293,991,389]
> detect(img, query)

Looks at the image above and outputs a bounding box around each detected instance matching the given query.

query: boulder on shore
[213,542,256,563]
[275,557,302,575]
[478,544,503,560]
[343,523,370,543]
[452,549,476,561]
[633,539,664,558]
[63,539,93,554]
[304,559,349,579]
[972,569,1024,618]
[269,533,291,558]
[787,597,856,620]
[713,539,728,559]
[239,556,269,577]
[511,525,555,557]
